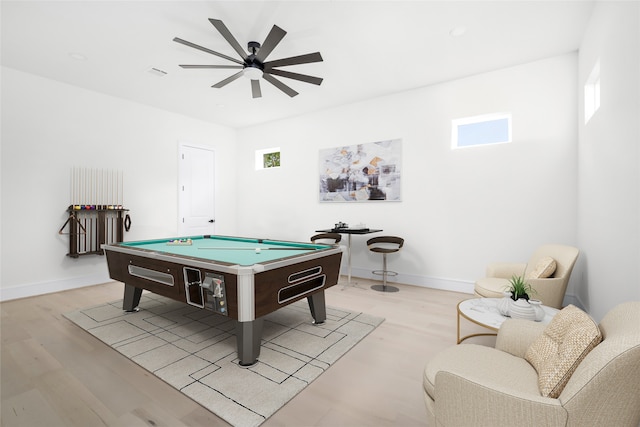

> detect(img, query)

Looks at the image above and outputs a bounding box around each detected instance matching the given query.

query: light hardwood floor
[1,278,494,427]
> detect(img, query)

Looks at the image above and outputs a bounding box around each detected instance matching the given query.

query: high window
[452,113,512,149]
[584,61,601,124]
[255,147,281,170]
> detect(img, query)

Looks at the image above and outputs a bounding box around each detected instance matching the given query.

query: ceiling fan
[173,19,323,98]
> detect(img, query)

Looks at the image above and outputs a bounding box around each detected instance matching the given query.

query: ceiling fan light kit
[243,65,263,80]
[174,18,323,98]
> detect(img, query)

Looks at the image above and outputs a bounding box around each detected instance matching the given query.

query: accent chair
[474,244,579,309]
[423,301,640,427]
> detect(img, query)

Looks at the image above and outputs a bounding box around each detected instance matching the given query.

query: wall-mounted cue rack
[59,167,131,258]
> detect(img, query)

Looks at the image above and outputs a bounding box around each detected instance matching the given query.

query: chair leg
[371,253,399,292]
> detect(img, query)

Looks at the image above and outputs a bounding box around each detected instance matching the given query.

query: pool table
[102,235,343,366]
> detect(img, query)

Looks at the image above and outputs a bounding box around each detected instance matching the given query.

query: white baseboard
[2,268,580,310]
[347,267,580,307]
[0,273,112,302]
[347,267,476,294]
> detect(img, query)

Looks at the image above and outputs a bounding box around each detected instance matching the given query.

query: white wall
[0,67,237,300]
[236,53,579,296]
[577,2,640,321]
[2,4,636,322]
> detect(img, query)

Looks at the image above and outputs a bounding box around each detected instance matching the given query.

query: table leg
[341,234,365,289]
[236,318,264,366]
[347,234,352,284]
[457,308,498,344]
[123,284,142,312]
[307,291,326,324]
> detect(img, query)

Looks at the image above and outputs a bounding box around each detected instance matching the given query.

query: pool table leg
[123,284,142,312]
[236,318,264,366]
[307,291,327,324]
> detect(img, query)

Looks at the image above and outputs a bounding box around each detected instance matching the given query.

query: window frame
[584,60,601,124]
[451,112,512,150]
[255,147,281,170]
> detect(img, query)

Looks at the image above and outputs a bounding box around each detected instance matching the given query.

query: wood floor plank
[1,279,484,427]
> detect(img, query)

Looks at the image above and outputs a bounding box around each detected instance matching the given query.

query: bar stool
[367,236,404,292]
[310,233,342,244]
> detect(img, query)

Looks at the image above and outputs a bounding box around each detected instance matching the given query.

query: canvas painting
[319,139,401,202]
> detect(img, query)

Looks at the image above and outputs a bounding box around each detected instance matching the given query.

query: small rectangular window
[452,113,512,149]
[255,147,281,170]
[585,60,600,124]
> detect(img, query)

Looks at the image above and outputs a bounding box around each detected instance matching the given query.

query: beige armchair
[474,244,579,308]
[423,301,640,427]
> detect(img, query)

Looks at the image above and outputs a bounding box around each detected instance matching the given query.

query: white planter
[529,299,546,322]
[508,298,537,321]
[497,292,512,316]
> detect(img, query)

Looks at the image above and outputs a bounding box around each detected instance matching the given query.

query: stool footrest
[372,270,398,277]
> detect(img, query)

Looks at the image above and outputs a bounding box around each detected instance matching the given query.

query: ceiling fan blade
[208,19,248,61]
[264,52,323,69]
[179,65,243,69]
[265,68,323,86]
[255,25,287,63]
[173,37,244,65]
[251,80,262,98]
[212,71,243,88]
[262,74,298,97]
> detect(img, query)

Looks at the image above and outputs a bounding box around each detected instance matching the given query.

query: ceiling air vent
[147,67,168,77]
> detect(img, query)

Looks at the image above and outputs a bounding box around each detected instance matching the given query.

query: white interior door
[178,144,215,235]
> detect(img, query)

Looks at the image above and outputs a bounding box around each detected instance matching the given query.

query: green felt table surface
[119,235,328,266]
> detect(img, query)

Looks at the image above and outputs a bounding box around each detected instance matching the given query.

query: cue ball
[255,248,261,253]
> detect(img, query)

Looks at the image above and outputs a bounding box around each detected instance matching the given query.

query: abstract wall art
[319,139,401,202]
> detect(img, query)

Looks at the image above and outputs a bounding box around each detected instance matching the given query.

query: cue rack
[59,167,131,258]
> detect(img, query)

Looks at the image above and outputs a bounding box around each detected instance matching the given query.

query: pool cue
[118,169,121,208]
[93,168,96,208]
[83,215,87,253]
[91,168,94,208]
[84,167,87,207]
[78,167,82,207]
[100,169,103,208]
[112,169,115,208]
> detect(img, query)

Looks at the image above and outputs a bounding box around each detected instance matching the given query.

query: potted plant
[504,275,541,320]
[506,275,535,301]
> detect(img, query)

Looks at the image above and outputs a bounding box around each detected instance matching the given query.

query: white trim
[178,142,216,236]
[348,266,475,294]
[347,267,581,309]
[0,273,112,302]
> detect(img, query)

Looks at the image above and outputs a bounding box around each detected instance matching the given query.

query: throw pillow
[528,256,557,279]
[525,304,602,398]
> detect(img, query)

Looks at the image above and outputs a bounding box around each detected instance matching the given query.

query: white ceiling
[1,1,595,129]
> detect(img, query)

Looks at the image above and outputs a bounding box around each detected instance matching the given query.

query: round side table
[457,298,558,344]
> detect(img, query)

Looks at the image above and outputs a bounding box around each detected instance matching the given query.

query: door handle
[208,219,215,223]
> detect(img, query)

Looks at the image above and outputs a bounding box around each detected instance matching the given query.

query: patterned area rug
[64,292,384,427]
